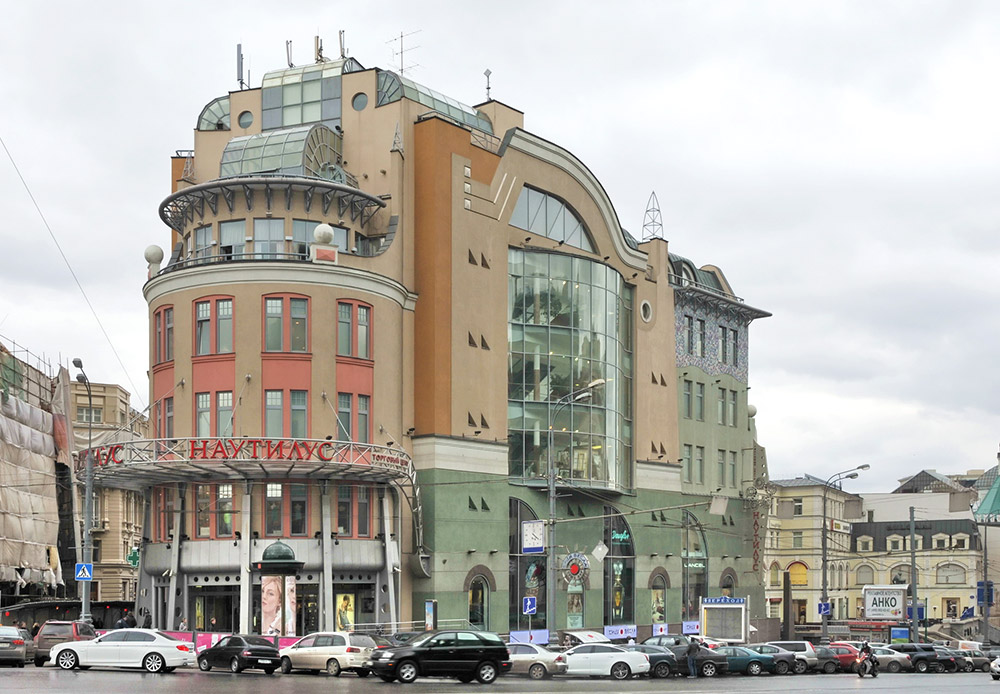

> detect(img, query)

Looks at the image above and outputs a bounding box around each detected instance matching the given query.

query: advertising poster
[567,585,583,629]
[261,575,284,635]
[651,585,665,624]
[284,575,297,637]
[337,593,355,631]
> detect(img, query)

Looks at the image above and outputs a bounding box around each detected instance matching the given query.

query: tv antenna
[339,30,348,59]
[314,35,324,63]
[387,30,421,74]
[286,39,294,68]
[484,68,492,100]
[642,191,664,241]
[236,43,247,89]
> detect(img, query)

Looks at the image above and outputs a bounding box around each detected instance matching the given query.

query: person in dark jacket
[686,639,702,678]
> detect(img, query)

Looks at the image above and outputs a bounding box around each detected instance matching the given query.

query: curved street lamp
[72,358,94,624]
[820,463,869,642]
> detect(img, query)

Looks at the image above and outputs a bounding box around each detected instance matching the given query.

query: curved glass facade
[509,187,594,253]
[220,125,344,179]
[508,249,634,492]
[376,71,493,134]
[197,96,230,131]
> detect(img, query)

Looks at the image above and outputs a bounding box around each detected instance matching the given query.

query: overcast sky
[2,1,998,492]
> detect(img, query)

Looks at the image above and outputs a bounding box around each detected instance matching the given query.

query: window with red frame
[335,485,373,538]
[193,483,236,538]
[261,482,309,537]
[154,306,174,363]
[154,487,175,541]
[336,301,372,359]
[193,297,234,356]
[263,295,309,353]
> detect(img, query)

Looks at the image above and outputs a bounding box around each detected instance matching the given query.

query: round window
[237,110,254,128]
[352,92,368,111]
[640,300,653,323]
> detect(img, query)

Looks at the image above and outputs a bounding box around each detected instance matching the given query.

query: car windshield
[156,631,180,640]
[407,632,436,647]
[0,626,20,636]
[476,632,504,645]
[350,634,377,647]
[245,636,275,647]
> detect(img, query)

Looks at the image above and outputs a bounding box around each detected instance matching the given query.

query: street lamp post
[546,378,605,640]
[72,358,94,624]
[820,464,869,643]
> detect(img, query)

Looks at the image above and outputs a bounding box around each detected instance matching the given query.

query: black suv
[641,634,729,676]
[889,643,938,673]
[367,630,511,684]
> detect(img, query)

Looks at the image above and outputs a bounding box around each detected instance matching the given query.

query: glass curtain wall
[508,249,633,492]
[603,506,635,625]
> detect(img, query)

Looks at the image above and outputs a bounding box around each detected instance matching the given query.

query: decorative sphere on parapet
[144,245,164,263]
[747,404,757,418]
[313,223,335,244]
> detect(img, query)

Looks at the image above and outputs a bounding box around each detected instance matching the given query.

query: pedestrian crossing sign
[75,563,93,581]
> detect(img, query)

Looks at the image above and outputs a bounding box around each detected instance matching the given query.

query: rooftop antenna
[315,35,324,63]
[642,191,664,241]
[339,30,347,59]
[286,39,294,68]
[236,44,246,89]
[484,68,492,100]
[387,30,421,74]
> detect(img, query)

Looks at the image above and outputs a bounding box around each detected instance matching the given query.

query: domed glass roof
[261,540,296,562]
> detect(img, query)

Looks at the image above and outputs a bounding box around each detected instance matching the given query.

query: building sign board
[863,585,905,620]
[830,519,851,534]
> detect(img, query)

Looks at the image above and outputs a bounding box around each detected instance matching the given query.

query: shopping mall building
[86,44,771,639]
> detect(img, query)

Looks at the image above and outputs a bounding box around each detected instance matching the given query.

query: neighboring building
[86,41,770,638]
[70,381,147,601]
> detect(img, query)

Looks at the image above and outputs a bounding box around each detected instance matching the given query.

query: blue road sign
[523,596,537,615]
[74,563,93,581]
[818,602,831,616]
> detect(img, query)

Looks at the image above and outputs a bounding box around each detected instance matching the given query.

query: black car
[641,635,729,677]
[889,642,939,673]
[744,643,796,674]
[366,630,511,684]
[623,644,676,678]
[197,634,280,674]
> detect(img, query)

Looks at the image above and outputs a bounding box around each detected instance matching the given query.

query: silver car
[871,646,913,673]
[506,642,567,679]
[0,626,27,667]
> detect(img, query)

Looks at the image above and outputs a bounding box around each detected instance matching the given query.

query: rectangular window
[196,392,211,436]
[694,446,704,484]
[682,444,692,483]
[196,485,211,537]
[290,390,307,438]
[253,218,284,258]
[717,387,726,424]
[719,326,728,364]
[217,391,233,437]
[155,312,162,363]
[194,225,212,258]
[357,395,370,444]
[682,380,693,419]
[730,328,739,365]
[291,219,315,257]
[216,299,233,353]
[357,306,370,359]
[337,302,352,356]
[195,301,211,355]
[729,451,737,487]
[685,315,694,354]
[728,390,737,427]
[889,538,901,551]
[265,298,283,351]
[265,390,283,437]
[337,486,353,535]
[290,298,308,352]
[290,484,307,536]
[164,397,174,438]
[717,450,726,487]
[337,393,352,441]
[697,319,706,357]
[265,483,283,535]
[357,487,370,537]
[792,531,803,548]
[792,498,803,516]
[217,484,233,536]
[955,537,967,549]
[694,382,705,421]
[219,220,245,259]
[77,407,103,423]
[164,308,174,360]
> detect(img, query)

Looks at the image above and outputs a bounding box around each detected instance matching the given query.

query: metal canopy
[673,284,772,324]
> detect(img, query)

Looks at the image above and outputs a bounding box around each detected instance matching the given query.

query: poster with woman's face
[284,576,297,636]
[261,575,283,635]
[337,593,355,631]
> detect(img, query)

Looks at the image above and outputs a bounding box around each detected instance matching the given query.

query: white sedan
[563,643,649,679]
[52,628,194,672]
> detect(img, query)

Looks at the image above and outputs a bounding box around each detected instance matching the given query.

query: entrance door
[792,599,808,624]
[194,589,237,631]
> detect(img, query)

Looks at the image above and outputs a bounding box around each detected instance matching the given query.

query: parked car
[642,633,730,676]
[0,626,27,667]
[744,643,795,674]
[957,648,991,672]
[278,631,375,676]
[889,642,938,672]
[825,643,859,672]
[17,628,37,665]
[371,634,393,649]
[622,644,675,678]
[561,630,611,647]
[931,646,960,672]
[51,628,193,672]
[767,640,818,672]
[870,646,912,673]
[506,642,567,679]
[197,634,279,673]
[389,631,424,646]
[990,654,1000,680]
[713,645,775,675]
[366,630,511,684]
[813,646,841,673]
[33,619,98,667]
[562,643,650,679]
[699,637,728,649]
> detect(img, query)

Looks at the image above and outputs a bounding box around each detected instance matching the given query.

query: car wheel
[653,661,671,679]
[198,657,212,672]
[144,652,165,673]
[33,657,45,668]
[279,657,292,674]
[396,659,418,683]
[793,659,808,675]
[993,674,1000,681]
[983,663,992,673]
[379,675,396,682]
[529,663,548,680]
[357,669,371,677]
[700,661,718,677]
[163,667,176,673]
[230,657,243,673]
[609,661,631,680]
[915,660,928,673]
[476,661,499,684]
[747,661,763,676]
[56,650,78,670]
[887,661,900,673]
[823,661,837,674]
[326,659,342,676]
[774,660,790,675]
[964,663,974,673]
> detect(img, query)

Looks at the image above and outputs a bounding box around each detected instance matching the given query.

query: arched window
[936,563,966,585]
[509,498,545,631]
[720,571,737,597]
[509,186,594,252]
[769,563,780,587]
[651,574,667,624]
[787,562,808,586]
[682,510,708,621]
[469,575,489,629]
[604,505,635,625]
[890,564,911,585]
[854,564,873,586]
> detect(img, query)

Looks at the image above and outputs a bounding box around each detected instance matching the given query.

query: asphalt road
[0,667,994,693]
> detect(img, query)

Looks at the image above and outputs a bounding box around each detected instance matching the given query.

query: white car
[278,631,376,676]
[990,655,1000,680]
[563,643,649,679]
[51,628,194,672]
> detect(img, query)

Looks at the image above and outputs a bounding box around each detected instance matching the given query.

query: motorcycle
[857,651,879,678]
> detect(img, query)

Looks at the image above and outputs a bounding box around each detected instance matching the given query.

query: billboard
[863,585,906,620]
